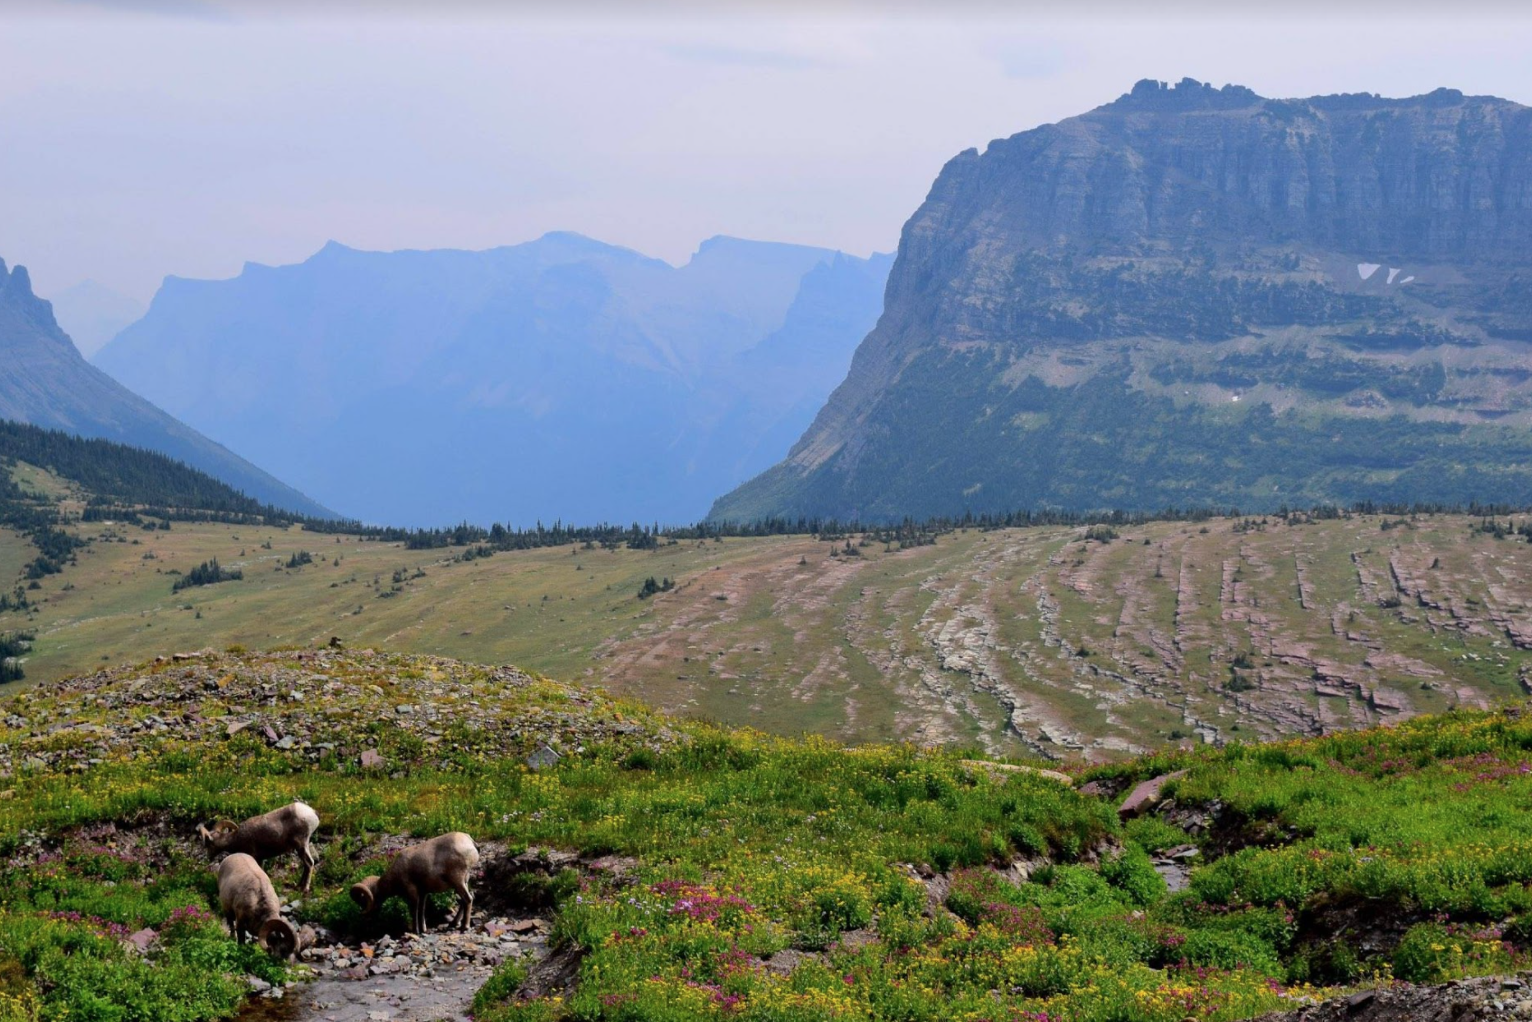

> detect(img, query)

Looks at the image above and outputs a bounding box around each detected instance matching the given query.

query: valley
[7,475,1531,760]
[5,8,1532,1021]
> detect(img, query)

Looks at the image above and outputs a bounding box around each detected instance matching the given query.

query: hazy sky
[3,1,1531,304]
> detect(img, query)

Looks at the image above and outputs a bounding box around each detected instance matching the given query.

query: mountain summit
[0,258,330,517]
[713,80,1532,521]
[96,234,891,527]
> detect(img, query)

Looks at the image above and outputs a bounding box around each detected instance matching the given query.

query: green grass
[0,856,285,1022]
[0,531,29,593]
[7,650,1532,1021]
[9,505,1532,762]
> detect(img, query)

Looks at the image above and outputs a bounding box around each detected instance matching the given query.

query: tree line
[171,558,244,593]
[0,420,302,519]
[335,501,1532,556]
[0,630,32,683]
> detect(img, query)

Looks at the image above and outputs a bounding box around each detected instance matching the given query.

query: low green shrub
[470,956,530,1020]
[1392,922,1519,983]
[499,868,584,914]
[1177,928,1283,976]
[1286,939,1363,985]
[0,909,277,1022]
[1123,816,1192,854]
[1100,845,1168,907]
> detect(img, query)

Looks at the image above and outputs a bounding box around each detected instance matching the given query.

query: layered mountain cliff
[96,235,890,526]
[0,259,330,517]
[713,80,1532,522]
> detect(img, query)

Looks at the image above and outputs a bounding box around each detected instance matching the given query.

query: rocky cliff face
[0,258,330,517]
[713,80,1532,521]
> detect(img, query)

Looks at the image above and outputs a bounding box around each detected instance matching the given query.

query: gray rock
[526,744,561,770]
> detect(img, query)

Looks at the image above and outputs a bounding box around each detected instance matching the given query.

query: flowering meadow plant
[6,652,1532,1021]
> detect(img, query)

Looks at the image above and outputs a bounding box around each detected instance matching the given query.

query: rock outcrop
[1256,973,1532,1022]
[714,80,1532,522]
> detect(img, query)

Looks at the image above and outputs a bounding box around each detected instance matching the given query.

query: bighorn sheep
[216,853,298,958]
[350,832,479,934]
[198,801,320,892]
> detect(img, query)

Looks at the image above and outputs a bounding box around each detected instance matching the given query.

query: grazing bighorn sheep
[349,832,479,934]
[198,801,320,892]
[216,853,298,958]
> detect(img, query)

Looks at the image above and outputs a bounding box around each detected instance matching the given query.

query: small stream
[234,919,548,1022]
[1151,846,1199,893]
[236,967,494,1022]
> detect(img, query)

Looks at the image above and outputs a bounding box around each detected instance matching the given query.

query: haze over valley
[4,7,1532,1022]
[92,234,890,526]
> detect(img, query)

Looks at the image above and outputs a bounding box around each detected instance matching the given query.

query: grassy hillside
[3,649,1532,1022]
[5,479,1532,758]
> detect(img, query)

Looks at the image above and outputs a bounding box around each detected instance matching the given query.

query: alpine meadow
[5,11,1532,1022]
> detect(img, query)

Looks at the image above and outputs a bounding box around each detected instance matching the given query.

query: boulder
[526,744,561,770]
[1118,770,1187,819]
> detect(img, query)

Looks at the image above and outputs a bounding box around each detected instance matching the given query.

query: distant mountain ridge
[47,279,144,358]
[714,79,1532,522]
[0,258,331,518]
[96,233,892,526]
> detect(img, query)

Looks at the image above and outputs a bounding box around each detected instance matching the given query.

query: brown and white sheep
[197,801,320,892]
[216,853,299,958]
[349,832,479,934]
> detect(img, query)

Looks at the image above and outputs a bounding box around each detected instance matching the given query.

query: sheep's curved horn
[259,918,298,960]
[200,819,234,841]
[350,880,377,913]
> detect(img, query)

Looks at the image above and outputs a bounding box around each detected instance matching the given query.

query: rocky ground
[10,642,1532,1022]
[591,515,1532,761]
[241,916,552,1022]
[1258,974,1532,1022]
[0,647,680,782]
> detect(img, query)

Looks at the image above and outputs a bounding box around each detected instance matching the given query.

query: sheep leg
[298,843,315,893]
[452,881,473,932]
[410,895,424,935]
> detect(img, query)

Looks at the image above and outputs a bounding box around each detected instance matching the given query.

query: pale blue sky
[3,1,1530,304]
